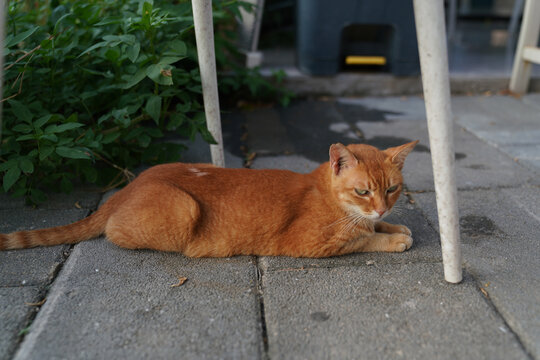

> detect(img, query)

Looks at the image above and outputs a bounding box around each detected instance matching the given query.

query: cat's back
[134,162,312,196]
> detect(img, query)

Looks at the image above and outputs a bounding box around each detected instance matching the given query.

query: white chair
[510,0,540,93]
[191,0,462,283]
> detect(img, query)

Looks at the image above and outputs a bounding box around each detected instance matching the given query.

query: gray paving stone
[0,208,89,287]
[522,93,540,111]
[414,188,540,358]
[262,263,527,360]
[337,96,427,122]
[14,240,262,360]
[251,154,320,173]
[245,107,295,155]
[500,144,540,159]
[0,287,41,360]
[260,196,442,272]
[454,95,540,130]
[0,188,101,210]
[499,144,540,173]
[518,158,540,173]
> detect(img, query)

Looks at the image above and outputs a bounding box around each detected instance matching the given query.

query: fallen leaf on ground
[497,89,522,99]
[480,288,489,298]
[74,201,82,209]
[170,276,188,287]
[25,299,46,306]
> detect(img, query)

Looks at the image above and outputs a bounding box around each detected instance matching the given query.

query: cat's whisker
[338,212,368,236]
[325,213,358,229]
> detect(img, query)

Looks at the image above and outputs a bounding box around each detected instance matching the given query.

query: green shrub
[1,0,290,204]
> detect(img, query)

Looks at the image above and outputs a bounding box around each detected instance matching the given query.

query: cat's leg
[105,185,200,252]
[375,221,411,236]
[328,232,413,256]
[360,232,413,252]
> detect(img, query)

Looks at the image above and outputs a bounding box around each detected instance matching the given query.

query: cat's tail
[0,207,109,251]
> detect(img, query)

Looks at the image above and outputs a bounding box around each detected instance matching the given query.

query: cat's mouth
[365,210,390,222]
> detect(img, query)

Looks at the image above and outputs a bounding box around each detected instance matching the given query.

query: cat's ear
[329,143,358,176]
[385,140,419,170]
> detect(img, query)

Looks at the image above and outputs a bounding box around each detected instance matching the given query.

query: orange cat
[0,141,418,257]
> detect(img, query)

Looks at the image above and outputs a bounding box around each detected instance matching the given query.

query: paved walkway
[1,94,539,359]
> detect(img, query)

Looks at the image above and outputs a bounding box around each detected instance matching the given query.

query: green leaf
[41,38,53,49]
[176,102,191,113]
[158,56,184,65]
[53,13,72,34]
[41,134,58,142]
[16,134,36,141]
[98,114,110,125]
[112,108,130,128]
[199,127,217,144]
[167,40,187,56]
[12,124,33,133]
[19,159,34,174]
[39,145,55,161]
[167,113,184,131]
[55,123,84,133]
[104,48,120,63]
[55,147,92,160]
[121,68,147,89]
[146,64,174,85]
[138,134,151,148]
[5,26,39,48]
[79,41,108,57]
[60,176,73,193]
[30,188,47,204]
[12,188,27,198]
[81,166,98,183]
[66,113,78,123]
[102,132,121,144]
[8,100,33,123]
[33,115,52,129]
[141,2,153,29]
[146,95,162,124]
[3,167,21,192]
[0,159,18,172]
[94,16,124,26]
[44,123,82,134]
[145,128,163,138]
[127,43,141,63]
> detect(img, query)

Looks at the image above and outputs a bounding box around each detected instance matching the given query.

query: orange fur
[0,142,418,257]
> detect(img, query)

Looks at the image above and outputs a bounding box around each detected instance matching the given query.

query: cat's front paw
[389,233,413,252]
[394,225,412,236]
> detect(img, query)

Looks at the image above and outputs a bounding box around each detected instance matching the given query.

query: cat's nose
[375,208,386,217]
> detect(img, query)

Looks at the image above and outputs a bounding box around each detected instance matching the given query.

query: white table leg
[510,0,540,94]
[192,0,225,167]
[413,0,462,283]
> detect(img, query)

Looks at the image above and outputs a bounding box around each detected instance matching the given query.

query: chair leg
[510,0,540,94]
[192,0,226,167]
[413,0,462,283]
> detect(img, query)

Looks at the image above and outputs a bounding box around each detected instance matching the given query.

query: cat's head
[328,141,418,221]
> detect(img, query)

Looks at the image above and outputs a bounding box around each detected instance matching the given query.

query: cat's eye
[355,189,370,196]
[386,185,399,193]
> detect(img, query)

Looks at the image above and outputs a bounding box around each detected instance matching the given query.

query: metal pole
[191,0,225,167]
[413,0,462,283]
[0,0,7,143]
